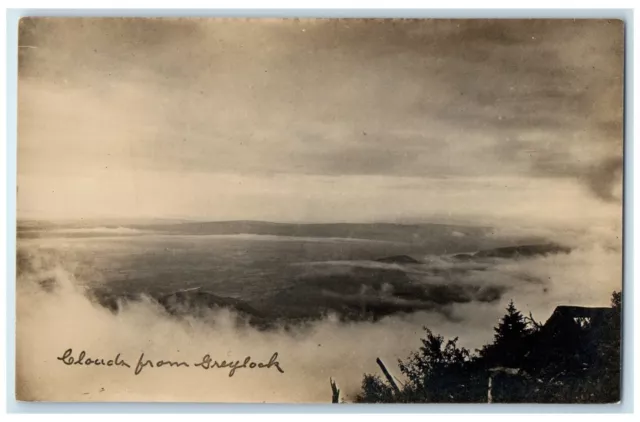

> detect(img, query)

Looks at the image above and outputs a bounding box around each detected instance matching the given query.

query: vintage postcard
[16,18,623,403]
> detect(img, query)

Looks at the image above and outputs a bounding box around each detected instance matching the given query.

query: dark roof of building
[548,306,613,318]
[543,306,614,331]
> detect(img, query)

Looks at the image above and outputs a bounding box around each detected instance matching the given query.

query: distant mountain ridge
[375,255,422,264]
[452,243,572,260]
[16,217,191,231]
[135,220,495,245]
[17,219,548,252]
[18,219,501,243]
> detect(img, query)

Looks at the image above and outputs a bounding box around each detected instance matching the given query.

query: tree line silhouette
[355,291,621,403]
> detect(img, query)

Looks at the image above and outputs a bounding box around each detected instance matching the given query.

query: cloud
[18,19,623,184]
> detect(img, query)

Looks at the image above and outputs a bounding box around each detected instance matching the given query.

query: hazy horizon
[15,215,499,227]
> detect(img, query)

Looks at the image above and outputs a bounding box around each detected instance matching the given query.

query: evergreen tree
[479,300,532,368]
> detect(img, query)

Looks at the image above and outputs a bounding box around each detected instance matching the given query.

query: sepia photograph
[15,17,624,403]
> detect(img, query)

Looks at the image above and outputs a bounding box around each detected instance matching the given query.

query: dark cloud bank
[19,18,623,202]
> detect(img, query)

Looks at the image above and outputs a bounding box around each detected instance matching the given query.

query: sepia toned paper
[16,17,623,403]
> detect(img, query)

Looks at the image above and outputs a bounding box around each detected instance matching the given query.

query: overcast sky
[17,18,623,228]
